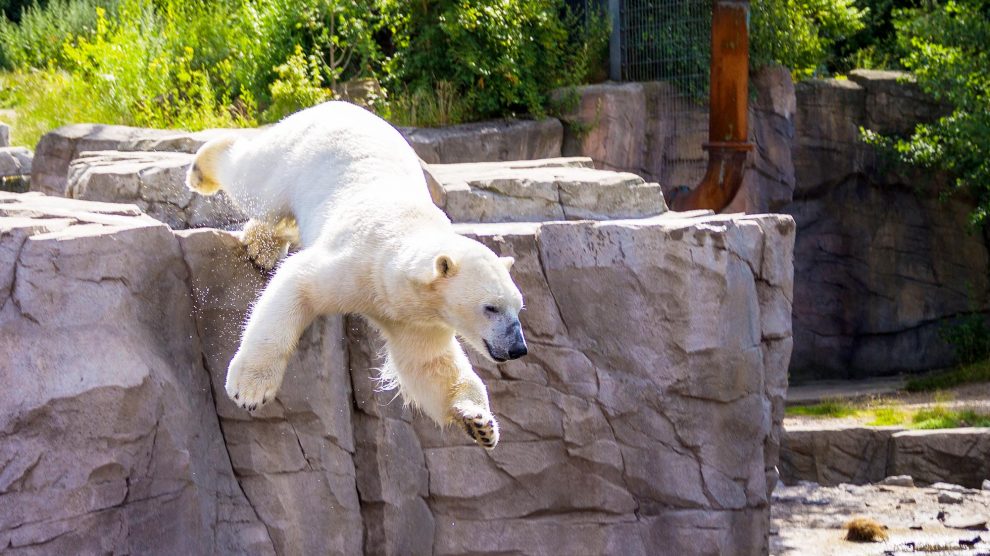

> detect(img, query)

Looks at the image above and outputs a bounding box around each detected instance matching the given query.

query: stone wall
[782,70,989,379]
[31,118,561,198]
[1,192,794,555]
[781,424,990,488]
[555,66,796,215]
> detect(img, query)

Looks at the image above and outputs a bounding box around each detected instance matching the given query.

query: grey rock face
[0,192,794,555]
[781,424,990,488]
[0,192,272,555]
[555,66,797,214]
[0,147,34,193]
[30,124,257,197]
[401,118,563,164]
[783,71,987,379]
[67,151,245,229]
[425,157,667,223]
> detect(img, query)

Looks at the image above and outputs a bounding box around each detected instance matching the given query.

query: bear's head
[417,237,527,362]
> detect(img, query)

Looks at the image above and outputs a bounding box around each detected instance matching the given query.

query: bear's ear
[433,254,458,280]
[499,256,515,270]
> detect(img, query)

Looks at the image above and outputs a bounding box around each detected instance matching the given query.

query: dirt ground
[771,481,990,555]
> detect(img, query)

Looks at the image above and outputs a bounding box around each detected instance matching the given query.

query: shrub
[750,0,866,79]
[2,1,251,147]
[862,0,990,225]
[0,0,116,69]
[381,0,608,120]
[939,311,990,366]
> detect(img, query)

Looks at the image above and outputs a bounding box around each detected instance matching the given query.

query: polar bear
[187,101,528,448]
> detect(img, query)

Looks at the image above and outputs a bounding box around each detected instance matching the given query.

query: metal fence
[568,0,712,97]
[568,0,714,187]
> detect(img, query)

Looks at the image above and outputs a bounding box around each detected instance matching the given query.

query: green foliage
[381,0,608,120]
[866,406,909,426]
[905,359,990,391]
[833,0,920,71]
[0,0,116,68]
[750,0,866,79]
[912,405,990,428]
[1,1,251,146]
[939,311,990,365]
[0,0,608,143]
[264,45,333,122]
[861,0,990,225]
[785,398,858,417]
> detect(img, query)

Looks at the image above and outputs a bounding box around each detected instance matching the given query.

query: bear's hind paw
[457,408,500,450]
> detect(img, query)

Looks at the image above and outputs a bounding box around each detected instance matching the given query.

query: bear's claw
[225,353,284,413]
[458,409,499,450]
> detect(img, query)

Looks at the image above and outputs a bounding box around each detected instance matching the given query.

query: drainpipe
[669,0,753,212]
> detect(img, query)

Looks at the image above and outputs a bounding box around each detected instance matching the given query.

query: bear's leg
[242,218,295,271]
[450,371,501,450]
[226,249,320,410]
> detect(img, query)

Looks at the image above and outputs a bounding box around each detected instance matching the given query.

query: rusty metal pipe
[669,0,753,212]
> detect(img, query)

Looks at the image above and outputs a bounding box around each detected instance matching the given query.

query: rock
[0,147,34,193]
[983,479,990,491]
[931,482,968,493]
[938,492,965,505]
[783,74,984,379]
[67,150,245,229]
[425,157,667,223]
[555,69,798,215]
[30,124,258,196]
[880,475,916,488]
[0,193,273,555]
[0,122,9,147]
[401,118,562,164]
[943,514,989,531]
[0,191,795,554]
[780,425,903,486]
[357,210,795,553]
[890,430,990,489]
[847,70,950,136]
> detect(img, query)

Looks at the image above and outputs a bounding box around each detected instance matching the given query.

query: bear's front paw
[225,353,286,412]
[245,236,285,272]
[455,405,500,450]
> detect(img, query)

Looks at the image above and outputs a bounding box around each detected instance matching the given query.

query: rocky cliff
[1,191,793,555]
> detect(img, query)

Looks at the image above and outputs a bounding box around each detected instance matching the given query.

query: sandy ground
[771,482,990,556]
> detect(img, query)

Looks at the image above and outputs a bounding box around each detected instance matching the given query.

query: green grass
[912,407,990,429]
[866,406,909,426]
[785,399,857,418]
[788,399,990,430]
[905,359,990,392]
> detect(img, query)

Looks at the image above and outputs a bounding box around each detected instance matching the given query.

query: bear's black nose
[507,344,527,360]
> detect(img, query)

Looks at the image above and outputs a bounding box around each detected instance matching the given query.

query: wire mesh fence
[619,0,711,98]
[567,0,713,187]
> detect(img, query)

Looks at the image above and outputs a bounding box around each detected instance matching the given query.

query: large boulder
[401,118,563,164]
[0,191,794,555]
[30,124,258,197]
[67,151,245,229]
[424,157,667,223]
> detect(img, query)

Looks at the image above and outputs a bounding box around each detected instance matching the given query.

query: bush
[751,0,866,79]
[381,0,608,120]
[939,311,990,365]
[1,1,250,146]
[861,0,990,225]
[0,0,116,68]
[0,0,609,142]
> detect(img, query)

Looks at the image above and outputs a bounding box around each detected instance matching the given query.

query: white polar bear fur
[187,101,525,448]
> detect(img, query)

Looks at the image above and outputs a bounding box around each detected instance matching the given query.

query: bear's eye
[484,305,500,316]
